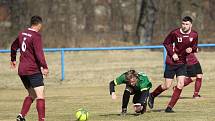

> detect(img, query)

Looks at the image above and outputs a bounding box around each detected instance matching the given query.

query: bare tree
[209,0,215,20]
[83,0,95,32]
[136,0,158,44]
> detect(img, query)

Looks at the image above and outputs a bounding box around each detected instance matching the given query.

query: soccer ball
[75,108,89,121]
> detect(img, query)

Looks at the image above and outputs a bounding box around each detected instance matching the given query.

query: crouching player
[109,70,152,115]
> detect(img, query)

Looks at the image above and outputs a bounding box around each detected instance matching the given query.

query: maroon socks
[184,77,202,96]
[184,77,193,87]
[36,99,45,121]
[19,96,45,121]
[194,78,202,96]
[167,86,182,108]
[151,85,166,97]
[20,96,33,117]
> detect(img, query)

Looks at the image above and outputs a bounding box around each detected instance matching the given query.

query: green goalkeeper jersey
[114,72,152,91]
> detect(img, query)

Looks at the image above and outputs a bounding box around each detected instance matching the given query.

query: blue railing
[1,44,215,80]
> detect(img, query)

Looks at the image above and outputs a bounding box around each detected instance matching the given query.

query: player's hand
[41,67,49,77]
[111,92,117,100]
[172,53,179,61]
[10,61,16,69]
[186,47,192,53]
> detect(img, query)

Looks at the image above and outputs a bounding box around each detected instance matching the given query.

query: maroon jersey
[186,53,199,65]
[163,28,198,65]
[11,28,48,75]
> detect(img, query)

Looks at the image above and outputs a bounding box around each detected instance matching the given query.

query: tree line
[0,0,214,49]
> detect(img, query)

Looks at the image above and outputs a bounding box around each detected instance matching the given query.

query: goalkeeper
[109,70,152,115]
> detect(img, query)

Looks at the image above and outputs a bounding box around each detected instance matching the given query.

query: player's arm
[109,80,117,99]
[186,33,198,54]
[163,32,179,61]
[10,37,19,69]
[190,34,198,53]
[109,80,116,95]
[33,35,49,76]
[109,74,126,99]
[163,32,175,57]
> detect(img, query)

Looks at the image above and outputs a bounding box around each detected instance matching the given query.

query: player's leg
[17,75,35,121]
[30,73,45,121]
[133,90,149,114]
[193,74,203,98]
[18,88,36,118]
[184,64,195,87]
[165,64,186,113]
[34,86,45,121]
[193,63,203,98]
[148,78,173,109]
[121,86,133,115]
[183,77,193,86]
[148,64,175,109]
[166,76,185,112]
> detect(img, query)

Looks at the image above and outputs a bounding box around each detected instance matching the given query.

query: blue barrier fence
[1,43,215,80]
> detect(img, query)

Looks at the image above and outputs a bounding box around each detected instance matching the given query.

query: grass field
[0,50,215,121]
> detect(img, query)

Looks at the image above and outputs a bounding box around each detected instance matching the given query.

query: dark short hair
[30,16,42,26]
[125,70,138,81]
[182,16,192,23]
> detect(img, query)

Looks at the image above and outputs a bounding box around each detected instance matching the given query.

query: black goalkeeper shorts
[133,90,149,104]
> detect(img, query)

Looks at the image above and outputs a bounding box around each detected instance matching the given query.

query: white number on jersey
[21,37,27,52]
[177,37,182,42]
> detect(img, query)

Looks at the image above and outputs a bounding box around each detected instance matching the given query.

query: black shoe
[193,94,201,99]
[148,93,154,109]
[120,108,127,116]
[16,114,26,121]
[165,107,175,113]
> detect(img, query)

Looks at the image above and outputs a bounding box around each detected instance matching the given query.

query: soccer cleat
[165,106,175,113]
[120,108,127,116]
[148,93,154,109]
[193,94,201,99]
[16,114,26,121]
[140,104,147,114]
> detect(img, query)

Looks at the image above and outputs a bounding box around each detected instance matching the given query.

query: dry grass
[0,50,215,121]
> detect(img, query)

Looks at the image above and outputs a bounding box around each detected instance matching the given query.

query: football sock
[167,86,182,108]
[194,78,202,96]
[20,96,33,117]
[122,90,130,109]
[184,77,193,87]
[36,99,45,121]
[151,85,165,97]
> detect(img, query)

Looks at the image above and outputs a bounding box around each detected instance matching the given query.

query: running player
[148,16,198,112]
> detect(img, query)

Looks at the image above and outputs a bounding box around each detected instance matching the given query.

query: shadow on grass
[158,95,193,99]
[147,109,165,112]
[99,113,142,117]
